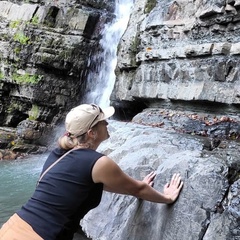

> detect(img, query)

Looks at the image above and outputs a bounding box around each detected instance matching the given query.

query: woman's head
[58,104,115,150]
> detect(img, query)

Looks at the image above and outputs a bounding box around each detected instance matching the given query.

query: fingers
[147,171,156,180]
[170,173,182,187]
[145,172,183,191]
[178,179,184,190]
[143,171,156,186]
[164,182,169,188]
[149,180,154,187]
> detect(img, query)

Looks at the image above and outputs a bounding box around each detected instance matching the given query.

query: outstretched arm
[92,156,183,204]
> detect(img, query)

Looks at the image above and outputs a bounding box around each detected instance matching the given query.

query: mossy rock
[0,129,17,148]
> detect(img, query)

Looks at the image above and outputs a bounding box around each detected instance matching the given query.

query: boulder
[81,120,240,240]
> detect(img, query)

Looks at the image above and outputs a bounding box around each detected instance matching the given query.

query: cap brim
[101,106,115,120]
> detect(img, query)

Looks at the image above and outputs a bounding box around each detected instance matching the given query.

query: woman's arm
[92,156,183,204]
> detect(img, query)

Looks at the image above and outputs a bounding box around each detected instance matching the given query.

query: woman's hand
[142,171,156,187]
[163,173,183,204]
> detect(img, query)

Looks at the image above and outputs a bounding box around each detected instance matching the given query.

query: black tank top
[17,148,104,240]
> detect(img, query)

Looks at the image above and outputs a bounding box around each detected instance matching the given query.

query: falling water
[83,0,133,108]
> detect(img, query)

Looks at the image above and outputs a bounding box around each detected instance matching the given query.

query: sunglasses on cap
[88,104,103,129]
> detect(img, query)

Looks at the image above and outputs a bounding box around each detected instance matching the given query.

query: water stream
[0,0,133,227]
[83,0,133,108]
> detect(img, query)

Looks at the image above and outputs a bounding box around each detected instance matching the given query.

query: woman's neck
[74,142,98,151]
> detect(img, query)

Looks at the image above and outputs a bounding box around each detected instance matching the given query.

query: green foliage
[13,32,30,45]
[130,35,141,54]
[28,104,39,120]
[129,34,141,66]
[9,20,22,29]
[14,47,21,54]
[12,73,42,84]
[7,102,22,113]
[144,0,157,14]
[31,15,39,25]
[0,71,4,80]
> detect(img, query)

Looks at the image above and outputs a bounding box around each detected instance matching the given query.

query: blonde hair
[58,133,86,150]
[58,124,99,150]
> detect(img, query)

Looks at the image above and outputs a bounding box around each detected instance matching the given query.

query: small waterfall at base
[83,0,133,109]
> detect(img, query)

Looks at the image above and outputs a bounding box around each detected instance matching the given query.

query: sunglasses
[88,104,103,129]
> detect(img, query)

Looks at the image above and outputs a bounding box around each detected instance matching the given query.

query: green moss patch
[144,0,157,14]
[12,73,42,84]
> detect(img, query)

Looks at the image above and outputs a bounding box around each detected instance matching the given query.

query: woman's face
[95,120,110,142]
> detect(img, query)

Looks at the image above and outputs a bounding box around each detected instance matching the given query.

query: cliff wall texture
[0,0,114,154]
[112,0,240,116]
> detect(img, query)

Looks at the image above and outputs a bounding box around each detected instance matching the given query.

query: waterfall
[83,0,133,108]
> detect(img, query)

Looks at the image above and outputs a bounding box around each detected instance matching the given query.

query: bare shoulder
[92,155,120,183]
[96,155,113,165]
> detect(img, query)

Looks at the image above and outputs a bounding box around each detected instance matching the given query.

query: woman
[0,103,183,240]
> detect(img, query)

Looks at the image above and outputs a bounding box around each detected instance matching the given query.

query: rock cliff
[111,0,240,117]
[0,0,114,154]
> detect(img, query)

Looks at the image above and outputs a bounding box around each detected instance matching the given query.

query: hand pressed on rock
[142,171,156,187]
[163,173,183,204]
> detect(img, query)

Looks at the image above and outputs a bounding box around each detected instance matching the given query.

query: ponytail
[58,133,89,150]
[58,135,78,150]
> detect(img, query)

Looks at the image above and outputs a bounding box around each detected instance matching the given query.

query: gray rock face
[112,0,240,110]
[81,120,240,240]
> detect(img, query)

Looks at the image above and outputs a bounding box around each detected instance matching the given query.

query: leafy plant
[0,71,4,80]
[14,47,21,54]
[31,15,39,25]
[7,102,21,113]
[28,104,39,120]
[144,0,157,14]
[12,73,42,84]
[13,32,30,45]
[9,20,22,29]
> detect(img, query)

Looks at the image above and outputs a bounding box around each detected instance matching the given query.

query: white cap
[65,104,115,136]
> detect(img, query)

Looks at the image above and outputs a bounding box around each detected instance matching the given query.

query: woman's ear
[88,129,96,139]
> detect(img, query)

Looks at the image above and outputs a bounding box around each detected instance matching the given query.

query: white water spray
[84,0,133,108]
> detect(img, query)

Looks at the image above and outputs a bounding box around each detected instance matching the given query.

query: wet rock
[0,127,17,148]
[14,119,52,153]
[0,149,21,160]
[11,139,48,154]
[16,119,46,141]
[0,123,49,158]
